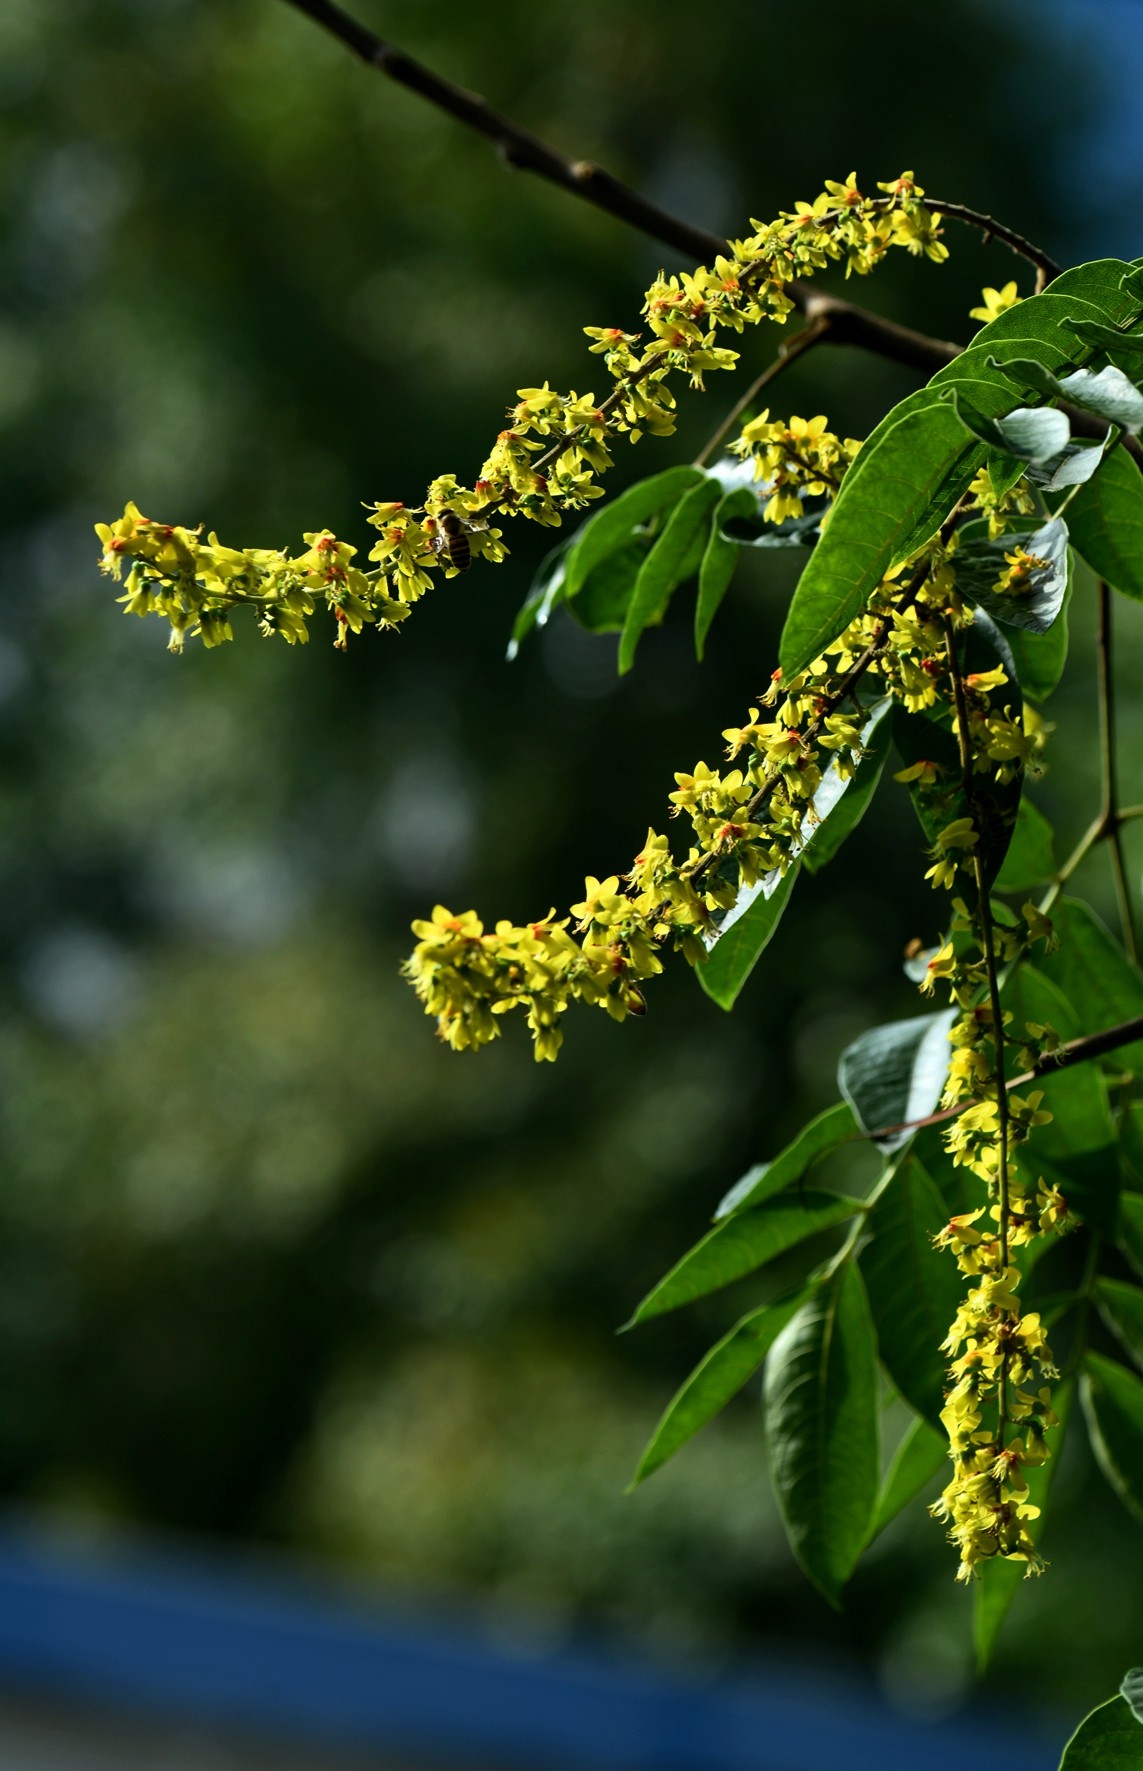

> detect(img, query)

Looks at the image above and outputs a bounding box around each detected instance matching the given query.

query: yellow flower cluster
[405,516,1006,1061]
[728,411,861,522]
[912,785,1067,1578]
[95,173,947,653]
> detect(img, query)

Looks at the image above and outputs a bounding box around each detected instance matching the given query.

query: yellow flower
[969,281,1021,323]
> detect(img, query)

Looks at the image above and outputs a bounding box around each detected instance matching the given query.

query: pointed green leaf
[974,1380,1073,1669]
[959,517,1070,633]
[942,387,1070,463]
[1068,448,1143,603]
[1082,1351,1143,1523]
[802,709,892,874]
[1123,1670,1143,1726]
[777,270,1143,680]
[764,1261,880,1604]
[618,476,722,673]
[697,863,799,1011]
[778,394,977,678]
[1096,1279,1143,1373]
[1042,900,1143,1075]
[1059,366,1143,432]
[564,465,705,601]
[694,486,755,660]
[1119,1194,1143,1280]
[626,1191,862,1327]
[715,1102,858,1218]
[1006,572,1071,702]
[1003,965,1119,1234]
[1058,1696,1143,1768]
[1063,317,1143,356]
[860,1156,963,1424]
[868,1414,947,1544]
[838,1009,956,1152]
[989,356,1143,433]
[994,798,1057,893]
[630,1286,811,1486]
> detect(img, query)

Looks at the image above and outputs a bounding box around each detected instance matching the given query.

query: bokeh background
[3,0,1143,1757]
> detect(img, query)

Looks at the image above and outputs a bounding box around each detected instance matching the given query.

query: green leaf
[618,476,722,673]
[802,709,892,874]
[699,700,891,1011]
[1096,1278,1143,1373]
[564,465,705,602]
[1042,899,1143,1076]
[715,1102,858,1218]
[1063,317,1143,357]
[693,486,755,660]
[959,516,1070,633]
[1119,1193,1143,1281]
[777,269,1143,680]
[764,1261,880,1605]
[629,1286,811,1487]
[867,1414,946,1544]
[697,863,799,1012]
[994,797,1057,892]
[1067,448,1143,603]
[838,1008,956,1152]
[989,356,1143,433]
[778,394,976,678]
[569,536,648,632]
[1058,1697,1143,1769]
[1006,569,1072,702]
[942,387,1070,463]
[974,1379,1073,1669]
[1058,366,1143,433]
[1123,1671,1143,1727]
[625,1191,862,1327]
[860,1156,963,1424]
[506,539,571,659]
[1082,1351,1143,1523]
[1003,965,1119,1234]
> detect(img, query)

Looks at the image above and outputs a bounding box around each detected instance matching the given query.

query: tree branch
[861,1013,1143,1145]
[279,0,964,377]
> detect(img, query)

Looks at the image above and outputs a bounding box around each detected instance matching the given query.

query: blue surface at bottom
[0,1523,1061,1771]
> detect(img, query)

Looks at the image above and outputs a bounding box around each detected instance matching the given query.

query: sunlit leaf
[868,1414,946,1544]
[838,1009,956,1152]
[629,1285,811,1486]
[1082,1351,1143,1524]
[764,1261,880,1604]
[625,1191,862,1327]
[618,475,723,673]
[715,1102,858,1218]
[860,1156,962,1423]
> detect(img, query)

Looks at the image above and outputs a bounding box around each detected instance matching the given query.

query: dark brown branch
[281,0,728,264]
[918,198,1061,289]
[861,1013,1143,1145]
[279,0,964,378]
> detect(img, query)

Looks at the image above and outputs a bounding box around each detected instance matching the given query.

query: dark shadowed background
[2,0,1143,1746]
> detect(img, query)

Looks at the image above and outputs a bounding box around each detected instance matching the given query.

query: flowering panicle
[95,173,947,653]
[903,621,1068,1581]
[405,521,981,1062]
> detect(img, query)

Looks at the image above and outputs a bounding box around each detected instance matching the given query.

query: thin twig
[692,317,832,469]
[915,198,1061,289]
[278,0,966,379]
[859,1012,1143,1144]
[1097,578,1138,963]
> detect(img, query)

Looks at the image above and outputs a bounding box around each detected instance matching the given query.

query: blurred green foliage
[3,0,1143,1729]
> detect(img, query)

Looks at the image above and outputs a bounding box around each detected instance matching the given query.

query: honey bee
[428,509,488,574]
